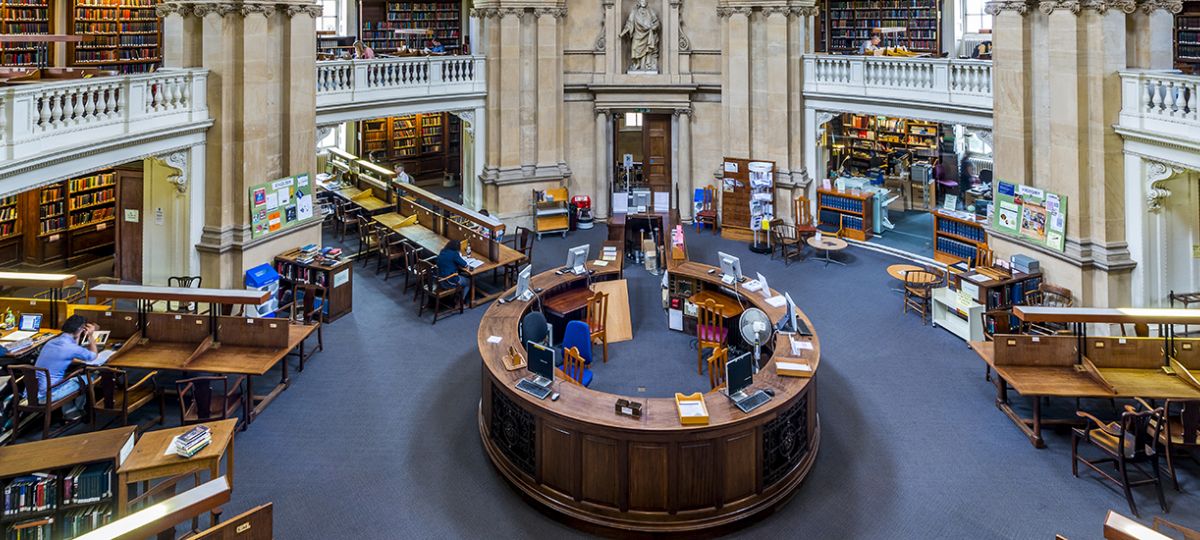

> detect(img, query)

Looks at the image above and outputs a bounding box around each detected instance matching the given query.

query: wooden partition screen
[216,317,288,348]
[144,313,210,343]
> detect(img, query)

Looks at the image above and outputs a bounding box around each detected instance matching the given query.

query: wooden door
[643,114,671,196]
[115,168,143,283]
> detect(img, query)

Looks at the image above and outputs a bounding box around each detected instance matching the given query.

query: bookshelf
[816,188,874,241]
[17,169,125,267]
[357,113,461,183]
[360,0,462,53]
[819,0,941,55]
[0,0,52,66]
[1177,1,1200,74]
[832,114,940,173]
[274,248,354,321]
[953,269,1043,312]
[0,426,134,540]
[932,209,987,264]
[69,0,162,74]
[0,195,19,266]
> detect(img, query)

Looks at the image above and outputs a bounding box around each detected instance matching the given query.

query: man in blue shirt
[34,315,98,417]
[436,240,470,303]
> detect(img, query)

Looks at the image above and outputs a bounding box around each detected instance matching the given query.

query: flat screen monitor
[566,244,590,274]
[514,264,533,301]
[725,352,753,399]
[756,272,771,300]
[527,341,555,386]
[631,189,651,212]
[718,251,742,282]
[18,314,41,332]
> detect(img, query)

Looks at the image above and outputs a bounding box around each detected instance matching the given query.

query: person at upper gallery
[353,40,376,59]
[395,163,412,184]
[858,33,883,55]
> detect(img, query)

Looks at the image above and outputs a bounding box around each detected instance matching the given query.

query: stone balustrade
[1119,70,1200,141]
[0,68,208,163]
[315,55,486,124]
[803,54,993,110]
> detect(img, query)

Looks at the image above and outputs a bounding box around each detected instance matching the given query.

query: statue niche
[620,0,660,73]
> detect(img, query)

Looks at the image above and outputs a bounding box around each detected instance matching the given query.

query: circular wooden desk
[887,263,932,282]
[807,236,848,267]
[478,260,821,533]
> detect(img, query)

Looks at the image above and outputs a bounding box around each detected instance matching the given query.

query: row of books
[0,207,17,221]
[0,9,48,20]
[3,474,55,515]
[76,49,157,62]
[78,0,156,6]
[0,22,47,33]
[827,9,936,18]
[1,0,48,5]
[40,201,63,216]
[5,519,50,540]
[63,464,112,505]
[73,21,156,32]
[59,505,113,538]
[385,12,458,21]
[936,217,985,242]
[40,216,66,235]
[68,207,113,227]
[818,194,864,214]
[386,2,458,9]
[936,236,978,264]
[0,50,46,65]
[39,187,62,203]
[828,0,937,8]
[0,222,18,238]
[274,262,331,287]
[67,174,114,192]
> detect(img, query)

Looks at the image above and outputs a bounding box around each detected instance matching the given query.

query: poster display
[747,161,775,230]
[991,181,1067,252]
[249,173,318,240]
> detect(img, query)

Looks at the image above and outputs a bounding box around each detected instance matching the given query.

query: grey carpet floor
[205,224,1200,538]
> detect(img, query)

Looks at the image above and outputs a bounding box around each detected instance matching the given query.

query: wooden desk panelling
[1174,339,1200,369]
[191,503,273,540]
[0,297,67,327]
[1087,337,1169,369]
[217,317,289,348]
[89,284,268,306]
[78,309,140,339]
[145,312,210,343]
[1013,306,1200,325]
[992,335,1078,367]
[478,261,820,533]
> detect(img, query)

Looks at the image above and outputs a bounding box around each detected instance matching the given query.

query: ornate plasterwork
[672,106,693,118]
[160,151,190,194]
[1037,0,1136,13]
[156,1,321,18]
[984,0,1033,15]
[1137,0,1183,12]
[678,20,691,51]
[715,5,751,17]
[1146,160,1185,212]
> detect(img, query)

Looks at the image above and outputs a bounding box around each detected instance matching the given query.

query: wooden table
[543,286,594,318]
[689,289,745,318]
[0,272,78,325]
[807,236,848,266]
[477,259,821,533]
[88,284,269,340]
[0,329,59,358]
[373,213,527,307]
[886,264,929,282]
[327,185,389,214]
[117,419,236,520]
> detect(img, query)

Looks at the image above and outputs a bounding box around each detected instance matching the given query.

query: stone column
[787,6,817,197]
[158,0,323,288]
[1127,0,1180,69]
[536,9,560,168]
[676,107,693,221]
[987,0,1034,186]
[594,108,610,219]
[720,6,751,158]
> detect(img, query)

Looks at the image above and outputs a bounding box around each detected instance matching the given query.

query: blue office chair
[561,320,594,366]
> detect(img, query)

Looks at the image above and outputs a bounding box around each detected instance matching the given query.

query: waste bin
[244,263,280,318]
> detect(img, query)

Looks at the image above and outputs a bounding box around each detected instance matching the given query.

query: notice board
[991,180,1067,252]
[249,173,318,240]
[720,157,776,234]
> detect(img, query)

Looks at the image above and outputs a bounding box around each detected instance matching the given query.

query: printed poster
[248,172,319,240]
[992,180,1068,252]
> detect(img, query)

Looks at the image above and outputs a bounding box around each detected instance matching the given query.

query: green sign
[249,173,317,240]
[992,181,1067,252]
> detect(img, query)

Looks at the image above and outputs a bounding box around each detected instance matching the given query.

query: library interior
[0,0,1198,538]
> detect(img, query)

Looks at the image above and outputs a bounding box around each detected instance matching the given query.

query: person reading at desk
[33,315,109,420]
[427,39,446,54]
[437,240,471,302]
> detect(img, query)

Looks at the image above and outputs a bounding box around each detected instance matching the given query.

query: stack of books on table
[173,425,212,458]
[601,245,618,262]
[319,246,342,263]
[296,244,320,265]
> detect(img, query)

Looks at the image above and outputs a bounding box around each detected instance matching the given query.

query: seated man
[436,240,471,302]
[33,315,103,419]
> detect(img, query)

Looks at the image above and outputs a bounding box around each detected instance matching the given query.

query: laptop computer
[2,314,42,342]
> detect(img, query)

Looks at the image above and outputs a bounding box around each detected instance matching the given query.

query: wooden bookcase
[273,249,354,321]
[66,169,119,266]
[952,270,1043,311]
[0,426,135,540]
[816,188,874,241]
[932,209,987,264]
[69,0,161,74]
[1177,1,1200,74]
[361,0,463,53]
[18,169,124,268]
[0,0,52,66]
[357,113,461,183]
[0,195,20,266]
[819,0,941,55]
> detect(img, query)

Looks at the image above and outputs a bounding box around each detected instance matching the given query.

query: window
[962,0,990,34]
[317,0,342,34]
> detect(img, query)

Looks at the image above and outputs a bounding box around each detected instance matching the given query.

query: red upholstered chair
[696,299,728,375]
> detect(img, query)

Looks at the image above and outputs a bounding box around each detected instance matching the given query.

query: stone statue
[620,0,660,72]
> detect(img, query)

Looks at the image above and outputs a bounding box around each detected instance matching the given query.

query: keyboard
[734,390,771,413]
[515,379,551,400]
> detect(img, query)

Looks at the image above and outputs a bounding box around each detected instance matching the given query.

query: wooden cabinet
[932,210,987,264]
[816,188,874,241]
[273,249,354,322]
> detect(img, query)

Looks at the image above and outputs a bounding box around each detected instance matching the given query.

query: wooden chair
[85,366,163,431]
[973,245,994,268]
[402,243,435,301]
[6,364,86,440]
[166,275,202,313]
[176,375,246,428]
[356,219,380,267]
[981,308,1016,382]
[707,346,729,391]
[695,186,718,233]
[696,299,728,375]
[275,282,326,370]
[417,259,463,324]
[1024,283,1074,335]
[1133,398,1199,493]
[562,346,593,387]
[1153,516,1200,540]
[770,223,802,265]
[334,200,360,242]
[1072,406,1168,517]
[502,226,534,286]
[902,270,940,325]
[586,291,609,364]
[375,227,407,280]
[793,195,819,241]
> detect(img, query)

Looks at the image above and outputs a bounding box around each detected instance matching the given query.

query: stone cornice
[984,0,1033,15]
[1037,0,1137,14]
[157,1,322,18]
[1136,0,1183,12]
[471,4,567,18]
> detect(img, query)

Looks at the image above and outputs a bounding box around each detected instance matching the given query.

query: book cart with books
[932,209,988,264]
[274,245,354,321]
[816,188,874,241]
[0,426,135,540]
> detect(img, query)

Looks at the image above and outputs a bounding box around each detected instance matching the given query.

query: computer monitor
[631,189,651,212]
[565,244,590,275]
[755,272,771,300]
[775,292,812,336]
[526,341,555,387]
[718,251,742,284]
[18,314,41,332]
[514,265,533,302]
[725,352,754,400]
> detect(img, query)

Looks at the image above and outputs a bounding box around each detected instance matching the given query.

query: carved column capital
[717,5,751,17]
[532,6,567,19]
[1080,0,1137,13]
[1136,0,1183,12]
[1038,0,1081,14]
[156,2,193,17]
[672,106,693,118]
[595,107,611,116]
[284,3,323,17]
[787,5,820,17]
[469,7,499,18]
[239,3,275,17]
[762,5,790,16]
[985,0,1033,15]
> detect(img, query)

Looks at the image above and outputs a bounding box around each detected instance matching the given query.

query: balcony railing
[316,55,485,113]
[802,54,992,110]
[1119,70,1199,139]
[0,68,208,162]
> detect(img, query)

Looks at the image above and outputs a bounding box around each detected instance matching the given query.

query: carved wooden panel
[581,435,620,508]
[539,423,576,497]
[489,384,536,477]
[762,394,810,487]
[723,432,757,500]
[627,443,669,510]
[676,441,717,510]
